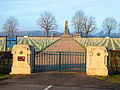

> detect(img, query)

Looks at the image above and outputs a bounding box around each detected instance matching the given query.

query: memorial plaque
[18,56,25,61]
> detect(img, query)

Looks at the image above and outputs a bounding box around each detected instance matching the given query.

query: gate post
[86,46,108,76]
[10,45,34,74]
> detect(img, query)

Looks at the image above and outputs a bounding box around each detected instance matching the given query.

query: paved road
[44,37,85,52]
[0,72,120,90]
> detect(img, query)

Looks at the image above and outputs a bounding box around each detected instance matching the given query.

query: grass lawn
[0,74,13,79]
[95,75,120,84]
[0,74,29,80]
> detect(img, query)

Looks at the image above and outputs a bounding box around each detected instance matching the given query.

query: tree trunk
[45,29,49,37]
[108,31,111,37]
[85,32,88,35]
[77,29,80,34]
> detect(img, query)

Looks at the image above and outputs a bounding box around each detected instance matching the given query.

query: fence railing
[108,50,120,74]
[34,51,86,72]
[0,51,12,74]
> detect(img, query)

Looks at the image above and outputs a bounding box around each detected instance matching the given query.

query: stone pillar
[63,20,70,35]
[10,45,34,74]
[87,46,108,76]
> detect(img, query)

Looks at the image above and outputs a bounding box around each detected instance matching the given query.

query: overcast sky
[0,0,120,33]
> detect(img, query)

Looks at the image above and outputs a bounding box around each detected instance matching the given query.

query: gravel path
[44,37,85,52]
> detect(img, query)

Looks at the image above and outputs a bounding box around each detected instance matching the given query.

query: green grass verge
[0,74,14,79]
[95,75,120,84]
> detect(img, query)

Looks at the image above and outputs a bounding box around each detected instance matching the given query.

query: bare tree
[103,17,117,37]
[72,10,85,34]
[82,16,96,36]
[37,11,57,37]
[3,16,18,36]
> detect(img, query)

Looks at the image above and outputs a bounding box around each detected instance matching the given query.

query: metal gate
[34,51,86,72]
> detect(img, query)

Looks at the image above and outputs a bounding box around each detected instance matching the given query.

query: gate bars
[34,51,86,72]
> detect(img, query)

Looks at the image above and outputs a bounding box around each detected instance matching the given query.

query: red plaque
[18,56,25,61]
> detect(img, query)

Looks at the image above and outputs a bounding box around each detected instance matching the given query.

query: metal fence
[108,50,120,74]
[0,51,12,74]
[34,51,86,72]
